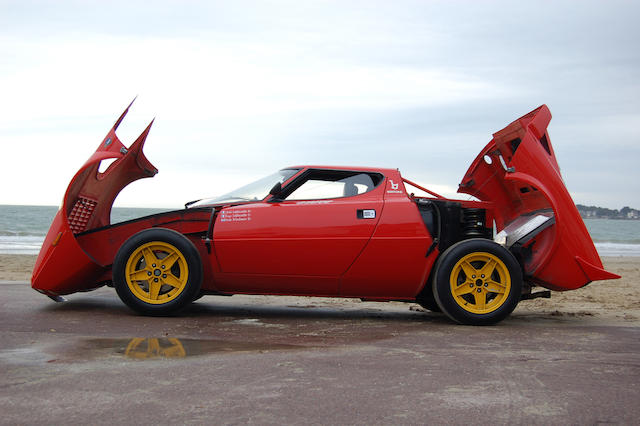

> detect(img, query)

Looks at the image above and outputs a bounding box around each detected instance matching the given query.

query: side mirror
[268,182,283,201]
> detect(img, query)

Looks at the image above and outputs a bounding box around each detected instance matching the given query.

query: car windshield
[189,169,300,207]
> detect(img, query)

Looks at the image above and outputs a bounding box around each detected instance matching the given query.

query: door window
[284,170,382,201]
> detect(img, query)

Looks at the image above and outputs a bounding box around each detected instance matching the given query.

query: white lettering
[295,200,335,205]
[220,209,252,222]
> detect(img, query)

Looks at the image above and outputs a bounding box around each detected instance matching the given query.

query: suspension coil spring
[462,208,486,237]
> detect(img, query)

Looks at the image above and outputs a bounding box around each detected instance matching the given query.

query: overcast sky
[1,0,639,209]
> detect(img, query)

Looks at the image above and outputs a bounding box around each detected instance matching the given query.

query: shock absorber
[462,208,486,238]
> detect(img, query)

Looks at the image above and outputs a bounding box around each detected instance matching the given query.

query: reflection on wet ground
[2,288,638,371]
[59,337,304,361]
[20,295,453,363]
[126,338,186,358]
[14,291,625,365]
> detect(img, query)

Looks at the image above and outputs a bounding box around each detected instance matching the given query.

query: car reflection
[114,337,301,359]
[125,338,187,359]
[47,337,304,362]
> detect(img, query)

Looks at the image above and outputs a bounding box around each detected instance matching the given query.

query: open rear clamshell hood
[459,105,619,290]
[31,100,158,296]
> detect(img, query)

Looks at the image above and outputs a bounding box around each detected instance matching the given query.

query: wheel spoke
[148,280,162,300]
[454,281,475,296]
[474,290,486,310]
[460,260,478,278]
[160,251,179,269]
[162,273,184,289]
[142,247,159,266]
[479,258,497,278]
[129,269,150,281]
[486,279,507,294]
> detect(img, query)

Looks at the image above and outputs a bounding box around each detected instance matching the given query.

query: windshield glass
[189,169,300,207]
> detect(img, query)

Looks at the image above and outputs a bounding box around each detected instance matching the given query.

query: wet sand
[5,254,638,324]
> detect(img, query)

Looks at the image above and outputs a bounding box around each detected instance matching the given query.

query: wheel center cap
[475,279,483,286]
[154,269,162,276]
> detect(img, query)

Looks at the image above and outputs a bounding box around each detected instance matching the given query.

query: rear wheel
[433,239,522,325]
[113,228,202,315]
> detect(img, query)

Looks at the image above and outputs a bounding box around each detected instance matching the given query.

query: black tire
[192,290,206,302]
[433,239,522,325]
[416,280,441,313]
[113,228,202,315]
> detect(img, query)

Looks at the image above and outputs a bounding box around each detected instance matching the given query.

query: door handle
[357,209,376,219]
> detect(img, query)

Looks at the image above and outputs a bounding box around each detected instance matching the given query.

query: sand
[513,257,640,323]
[1,254,37,281]
[4,254,638,323]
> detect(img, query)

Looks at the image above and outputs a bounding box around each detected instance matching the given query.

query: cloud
[1,0,639,209]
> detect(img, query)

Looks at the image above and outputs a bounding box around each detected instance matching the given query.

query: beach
[6,254,638,323]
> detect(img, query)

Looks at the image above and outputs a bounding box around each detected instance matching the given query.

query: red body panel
[340,182,437,299]
[31,103,618,301]
[31,212,106,295]
[459,105,619,290]
[76,209,211,265]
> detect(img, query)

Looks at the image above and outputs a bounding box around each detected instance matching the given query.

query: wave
[592,237,640,245]
[595,242,640,257]
[0,236,45,255]
[0,230,46,237]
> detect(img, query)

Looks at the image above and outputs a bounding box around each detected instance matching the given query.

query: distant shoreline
[578,204,639,220]
[583,217,640,221]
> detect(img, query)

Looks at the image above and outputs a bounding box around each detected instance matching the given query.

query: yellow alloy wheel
[124,241,189,305]
[449,251,512,314]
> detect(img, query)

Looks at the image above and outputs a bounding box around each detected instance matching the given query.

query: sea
[1,204,639,257]
[0,205,171,255]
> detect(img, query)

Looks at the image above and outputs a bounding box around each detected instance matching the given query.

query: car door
[213,169,384,294]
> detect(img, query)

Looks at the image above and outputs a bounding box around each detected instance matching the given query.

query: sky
[1,0,639,209]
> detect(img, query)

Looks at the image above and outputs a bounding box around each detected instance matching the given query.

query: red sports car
[31,103,619,325]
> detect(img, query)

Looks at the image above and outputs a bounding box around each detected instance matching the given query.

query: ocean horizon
[1,204,639,257]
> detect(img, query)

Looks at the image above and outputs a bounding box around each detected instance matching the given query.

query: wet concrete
[1,281,639,424]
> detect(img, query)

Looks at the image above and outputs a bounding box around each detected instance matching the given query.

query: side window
[284,170,380,201]
[287,179,344,200]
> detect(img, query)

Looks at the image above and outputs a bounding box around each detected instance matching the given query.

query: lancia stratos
[31,103,620,325]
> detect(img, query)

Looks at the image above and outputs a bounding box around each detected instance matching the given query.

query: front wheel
[433,239,522,325]
[113,228,203,315]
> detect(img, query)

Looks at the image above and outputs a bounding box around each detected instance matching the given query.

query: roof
[285,165,400,174]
